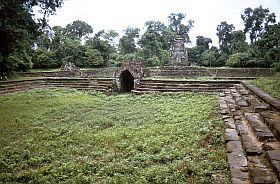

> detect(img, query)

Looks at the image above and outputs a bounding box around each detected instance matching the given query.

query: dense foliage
[1,3,280,77]
[0,88,230,183]
[0,0,63,78]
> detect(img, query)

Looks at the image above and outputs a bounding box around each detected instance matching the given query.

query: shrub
[225,52,251,67]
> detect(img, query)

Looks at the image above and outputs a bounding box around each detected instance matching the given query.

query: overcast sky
[46,0,280,47]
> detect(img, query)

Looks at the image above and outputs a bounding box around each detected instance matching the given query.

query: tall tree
[0,0,63,78]
[64,20,93,39]
[118,27,140,54]
[50,26,65,51]
[168,13,194,43]
[139,29,162,59]
[241,6,276,43]
[144,20,176,50]
[86,31,115,66]
[256,23,280,67]
[216,21,235,54]
[231,30,249,53]
[101,30,119,47]
[196,36,212,54]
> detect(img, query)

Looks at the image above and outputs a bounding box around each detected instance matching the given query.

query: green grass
[0,88,230,183]
[251,73,280,99]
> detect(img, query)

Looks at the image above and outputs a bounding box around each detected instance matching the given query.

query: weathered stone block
[236,97,249,107]
[227,141,242,153]
[231,168,250,184]
[263,142,280,151]
[261,111,280,120]
[239,89,250,96]
[245,113,274,142]
[225,129,240,142]
[249,167,276,184]
[228,150,248,167]
[253,103,271,113]
[225,119,236,129]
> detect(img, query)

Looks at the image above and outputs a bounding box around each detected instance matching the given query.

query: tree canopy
[216,21,235,54]
[0,0,63,78]
[241,5,276,43]
[168,13,194,44]
[1,5,280,76]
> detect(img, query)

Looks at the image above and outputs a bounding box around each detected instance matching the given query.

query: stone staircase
[0,78,116,94]
[45,78,115,92]
[132,79,239,94]
[220,82,280,183]
[0,78,47,94]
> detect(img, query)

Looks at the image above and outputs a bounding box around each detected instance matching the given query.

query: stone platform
[220,82,280,183]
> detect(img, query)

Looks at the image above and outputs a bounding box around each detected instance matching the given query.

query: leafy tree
[119,27,140,54]
[32,47,58,68]
[187,47,200,65]
[226,52,251,67]
[202,50,217,67]
[50,26,65,51]
[241,6,276,43]
[168,13,194,43]
[196,36,212,54]
[0,0,63,78]
[59,38,103,67]
[139,29,162,59]
[101,30,119,48]
[231,30,249,53]
[35,30,52,50]
[64,20,93,39]
[86,33,115,66]
[216,21,235,54]
[144,21,176,50]
[216,53,229,67]
[256,23,280,68]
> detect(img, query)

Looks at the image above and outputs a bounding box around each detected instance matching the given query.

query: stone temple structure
[169,36,189,66]
[114,60,149,92]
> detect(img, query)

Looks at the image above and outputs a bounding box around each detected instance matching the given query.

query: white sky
[46,0,280,47]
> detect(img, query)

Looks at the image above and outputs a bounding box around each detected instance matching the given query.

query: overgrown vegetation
[1,1,280,78]
[0,88,230,183]
[251,73,280,99]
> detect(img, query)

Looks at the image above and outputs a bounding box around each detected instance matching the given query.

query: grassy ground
[0,88,230,183]
[251,73,280,99]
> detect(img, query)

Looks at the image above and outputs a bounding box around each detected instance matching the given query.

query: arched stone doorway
[114,60,149,92]
[120,70,134,92]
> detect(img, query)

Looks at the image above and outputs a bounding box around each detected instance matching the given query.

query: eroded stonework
[114,60,149,92]
[60,62,80,72]
[169,36,189,66]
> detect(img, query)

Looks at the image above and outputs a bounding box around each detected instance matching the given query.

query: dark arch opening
[120,70,134,92]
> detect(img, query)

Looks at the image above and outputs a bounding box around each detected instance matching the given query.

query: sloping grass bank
[0,88,229,183]
[251,73,280,99]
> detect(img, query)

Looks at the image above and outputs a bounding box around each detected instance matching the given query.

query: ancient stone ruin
[60,62,80,72]
[169,36,189,66]
[114,60,149,92]
[2,60,280,182]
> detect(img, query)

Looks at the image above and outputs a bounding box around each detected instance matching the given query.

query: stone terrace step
[141,79,239,85]
[133,80,237,94]
[220,84,280,183]
[135,86,225,91]
[0,78,116,94]
[244,113,275,142]
[132,88,224,93]
[266,150,280,180]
